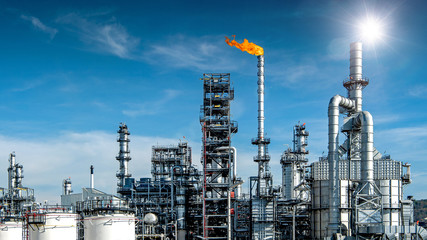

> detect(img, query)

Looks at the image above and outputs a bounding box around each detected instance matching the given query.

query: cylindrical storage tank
[320,180,329,238]
[379,180,391,226]
[378,179,402,227]
[29,213,78,240]
[0,220,22,239]
[339,180,351,233]
[311,180,329,239]
[84,213,135,240]
[390,179,401,226]
[311,180,321,239]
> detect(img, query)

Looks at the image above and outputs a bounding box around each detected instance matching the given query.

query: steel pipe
[327,95,355,234]
[354,111,374,194]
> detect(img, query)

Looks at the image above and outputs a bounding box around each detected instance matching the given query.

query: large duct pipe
[215,146,238,196]
[328,95,355,234]
[354,111,374,194]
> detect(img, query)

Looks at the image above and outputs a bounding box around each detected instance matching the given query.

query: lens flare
[357,16,385,44]
[225,35,264,56]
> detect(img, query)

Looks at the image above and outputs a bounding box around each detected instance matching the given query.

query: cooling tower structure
[310,42,424,240]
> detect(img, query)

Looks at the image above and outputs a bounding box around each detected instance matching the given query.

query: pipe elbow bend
[355,111,373,127]
[329,95,342,106]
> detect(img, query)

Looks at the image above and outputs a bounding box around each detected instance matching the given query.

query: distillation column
[281,123,309,201]
[63,178,72,195]
[200,73,238,239]
[116,123,132,193]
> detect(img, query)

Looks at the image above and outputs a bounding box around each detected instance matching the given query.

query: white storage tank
[28,213,78,240]
[84,213,135,240]
[0,220,22,239]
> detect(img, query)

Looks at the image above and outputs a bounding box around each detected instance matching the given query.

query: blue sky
[0,0,427,203]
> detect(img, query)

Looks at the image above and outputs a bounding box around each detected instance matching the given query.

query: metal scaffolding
[200,73,238,239]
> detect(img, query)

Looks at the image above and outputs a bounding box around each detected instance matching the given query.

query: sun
[357,16,386,44]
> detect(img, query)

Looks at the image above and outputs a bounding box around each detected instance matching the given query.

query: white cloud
[408,85,427,98]
[327,37,350,60]
[373,114,401,125]
[0,131,200,204]
[21,14,58,39]
[268,59,323,88]
[57,12,139,59]
[145,35,240,72]
[10,79,47,92]
[122,89,182,117]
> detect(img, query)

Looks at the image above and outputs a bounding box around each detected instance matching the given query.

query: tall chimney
[252,55,272,197]
[90,165,94,189]
[344,42,368,112]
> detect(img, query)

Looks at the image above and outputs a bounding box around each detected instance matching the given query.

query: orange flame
[225,35,264,56]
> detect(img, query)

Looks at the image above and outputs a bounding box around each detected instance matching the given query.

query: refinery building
[1,40,426,240]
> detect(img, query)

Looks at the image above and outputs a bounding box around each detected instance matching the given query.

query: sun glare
[357,16,385,44]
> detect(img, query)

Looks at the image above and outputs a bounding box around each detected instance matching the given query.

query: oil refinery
[1,38,426,240]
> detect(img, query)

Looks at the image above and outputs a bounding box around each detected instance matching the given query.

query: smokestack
[350,42,363,80]
[90,165,94,189]
[257,55,265,148]
[252,55,272,197]
[344,42,368,112]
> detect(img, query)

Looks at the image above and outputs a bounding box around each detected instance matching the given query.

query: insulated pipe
[215,146,238,196]
[354,111,374,194]
[349,42,363,112]
[230,147,242,198]
[327,95,355,234]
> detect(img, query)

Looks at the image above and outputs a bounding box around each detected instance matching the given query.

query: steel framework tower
[200,73,238,239]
